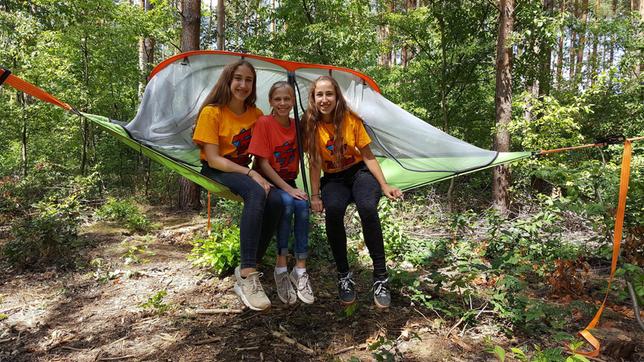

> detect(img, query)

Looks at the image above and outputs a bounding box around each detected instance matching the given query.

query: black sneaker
[373,278,391,308]
[337,272,356,304]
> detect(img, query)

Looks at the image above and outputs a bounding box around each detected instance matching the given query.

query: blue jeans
[275,188,310,260]
[201,163,283,269]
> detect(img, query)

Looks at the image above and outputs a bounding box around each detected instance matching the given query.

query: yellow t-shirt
[193,105,264,165]
[316,112,371,173]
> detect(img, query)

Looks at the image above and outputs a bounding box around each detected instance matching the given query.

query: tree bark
[181,0,201,51]
[178,0,202,211]
[540,0,554,94]
[575,0,589,82]
[138,0,155,97]
[217,0,224,50]
[590,0,600,85]
[556,0,566,87]
[493,0,514,215]
[569,0,578,82]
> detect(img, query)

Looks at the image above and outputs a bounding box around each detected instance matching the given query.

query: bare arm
[203,143,271,193]
[309,159,324,212]
[359,145,403,200]
[257,157,307,200]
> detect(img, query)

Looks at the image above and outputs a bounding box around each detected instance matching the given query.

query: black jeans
[201,163,283,269]
[321,162,387,278]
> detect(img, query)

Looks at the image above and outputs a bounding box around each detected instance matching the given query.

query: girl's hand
[287,187,308,200]
[310,195,324,213]
[250,170,271,194]
[382,184,403,200]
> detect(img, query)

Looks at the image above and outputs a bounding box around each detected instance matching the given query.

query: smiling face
[313,80,337,120]
[229,64,255,103]
[269,86,294,119]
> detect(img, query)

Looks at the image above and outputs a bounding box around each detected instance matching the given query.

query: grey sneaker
[337,272,356,305]
[234,266,271,311]
[373,278,391,308]
[274,269,297,305]
[289,269,315,304]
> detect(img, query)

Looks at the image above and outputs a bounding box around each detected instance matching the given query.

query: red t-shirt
[248,115,300,181]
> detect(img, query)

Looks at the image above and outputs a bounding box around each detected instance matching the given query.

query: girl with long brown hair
[302,76,402,308]
[193,60,283,311]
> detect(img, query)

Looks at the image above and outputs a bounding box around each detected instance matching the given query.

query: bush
[95,197,151,233]
[189,221,240,275]
[4,193,82,268]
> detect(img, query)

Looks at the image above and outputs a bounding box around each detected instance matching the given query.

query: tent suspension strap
[576,138,634,357]
[287,71,311,201]
[0,69,11,86]
[539,135,643,155]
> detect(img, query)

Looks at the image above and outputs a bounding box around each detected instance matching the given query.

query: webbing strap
[0,69,11,86]
[577,139,633,357]
[2,72,72,110]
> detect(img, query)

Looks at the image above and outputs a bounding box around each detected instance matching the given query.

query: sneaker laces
[338,274,355,291]
[297,272,313,294]
[248,272,264,295]
[373,278,389,297]
[277,272,291,292]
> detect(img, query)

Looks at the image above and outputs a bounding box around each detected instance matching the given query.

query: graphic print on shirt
[227,128,252,165]
[273,141,298,181]
[324,138,355,170]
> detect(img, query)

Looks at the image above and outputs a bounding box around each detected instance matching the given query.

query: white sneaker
[234,266,271,311]
[289,269,315,304]
[274,269,297,305]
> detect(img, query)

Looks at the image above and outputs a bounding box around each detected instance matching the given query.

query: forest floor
[0,206,642,362]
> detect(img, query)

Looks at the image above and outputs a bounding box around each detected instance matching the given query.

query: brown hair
[302,76,357,167]
[197,60,257,116]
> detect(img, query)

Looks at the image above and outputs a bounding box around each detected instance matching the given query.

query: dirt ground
[0,209,642,361]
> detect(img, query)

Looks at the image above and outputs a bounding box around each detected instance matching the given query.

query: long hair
[268,81,295,116]
[197,60,257,116]
[302,76,354,168]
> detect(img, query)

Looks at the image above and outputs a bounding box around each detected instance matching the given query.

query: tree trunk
[635,0,643,77]
[19,92,27,178]
[493,0,514,215]
[556,0,566,87]
[575,0,588,82]
[569,0,578,82]
[138,0,155,97]
[217,0,224,50]
[181,0,201,51]
[540,0,554,94]
[590,0,600,85]
[178,0,202,211]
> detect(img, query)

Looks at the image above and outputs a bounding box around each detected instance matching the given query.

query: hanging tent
[0,50,531,198]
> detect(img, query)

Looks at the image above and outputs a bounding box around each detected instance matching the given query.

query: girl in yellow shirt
[193,60,283,311]
[302,75,403,308]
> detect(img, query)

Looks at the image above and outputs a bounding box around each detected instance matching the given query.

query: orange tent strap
[2,72,72,111]
[576,139,633,357]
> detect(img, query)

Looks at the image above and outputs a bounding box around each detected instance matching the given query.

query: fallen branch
[97,355,139,361]
[193,336,222,345]
[195,308,243,314]
[271,331,315,355]
[236,346,259,351]
[333,343,367,355]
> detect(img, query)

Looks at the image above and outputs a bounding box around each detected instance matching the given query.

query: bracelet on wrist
[311,193,321,197]
[246,168,253,176]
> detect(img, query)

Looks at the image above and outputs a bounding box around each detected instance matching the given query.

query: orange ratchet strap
[0,69,73,111]
[576,138,639,357]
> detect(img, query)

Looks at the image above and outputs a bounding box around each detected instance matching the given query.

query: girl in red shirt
[249,82,314,305]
